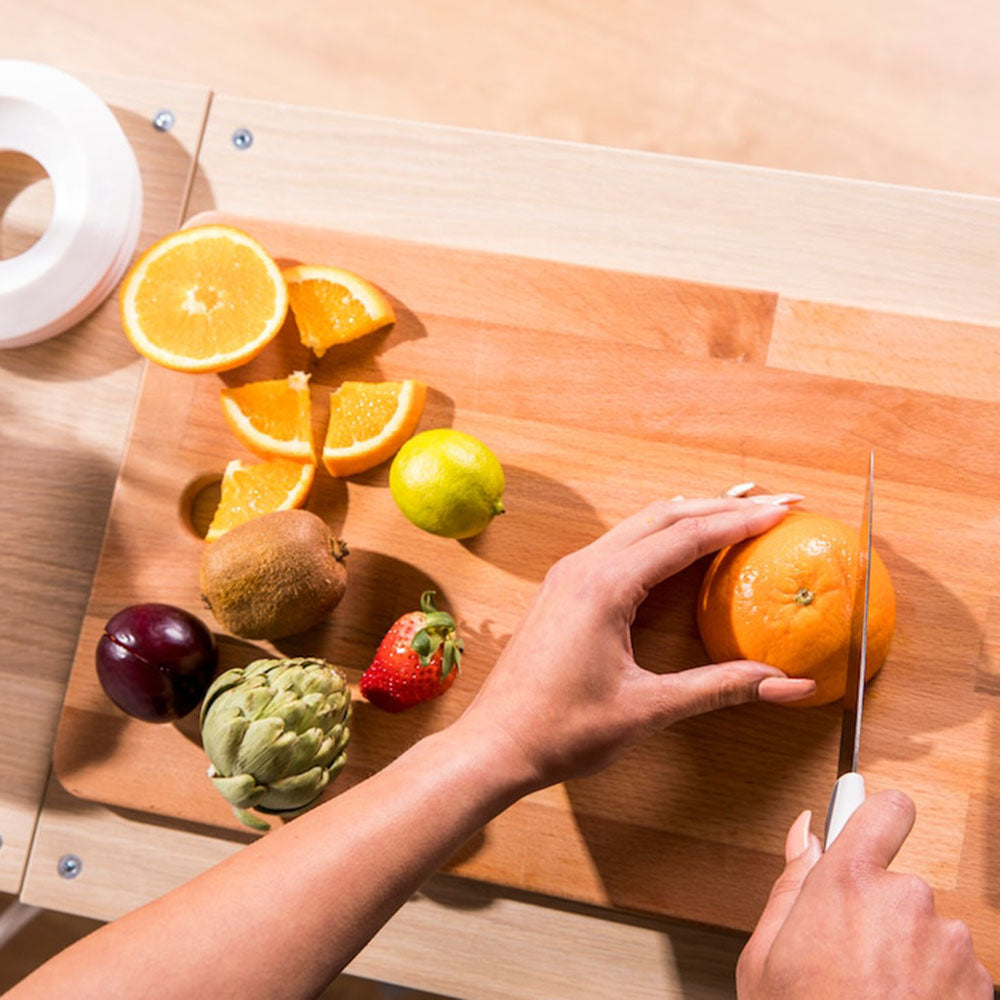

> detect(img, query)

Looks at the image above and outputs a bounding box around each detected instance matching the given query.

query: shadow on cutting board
[563,537,1000,942]
[558,554,834,929]
[461,465,608,582]
[863,543,989,762]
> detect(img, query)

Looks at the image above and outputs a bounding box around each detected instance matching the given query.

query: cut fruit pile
[118,224,434,539]
[205,459,315,542]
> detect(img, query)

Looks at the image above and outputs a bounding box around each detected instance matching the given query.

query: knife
[824,450,875,848]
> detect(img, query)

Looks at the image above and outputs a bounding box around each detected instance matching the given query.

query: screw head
[152,109,175,132]
[231,128,254,150]
[57,853,82,879]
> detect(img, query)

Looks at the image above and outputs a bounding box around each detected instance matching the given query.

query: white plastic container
[0,61,143,348]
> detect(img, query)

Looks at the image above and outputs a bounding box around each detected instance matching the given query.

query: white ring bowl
[0,61,143,348]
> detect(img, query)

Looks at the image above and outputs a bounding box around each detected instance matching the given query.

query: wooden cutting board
[53,212,1000,966]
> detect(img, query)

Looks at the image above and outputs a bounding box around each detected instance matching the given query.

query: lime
[389,429,506,539]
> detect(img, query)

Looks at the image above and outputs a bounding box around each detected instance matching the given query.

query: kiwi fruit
[200,509,348,639]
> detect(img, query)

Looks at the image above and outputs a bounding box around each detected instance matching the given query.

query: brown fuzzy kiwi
[200,509,348,639]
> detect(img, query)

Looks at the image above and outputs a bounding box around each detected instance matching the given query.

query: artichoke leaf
[300,669,337,696]
[271,697,308,732]
[258,766,330,811]
[286,727,324,771]
[233,807,271,832]
[327,750,348,782]
[199,668,250,727]
[237,686,279,720]
[203,713,251,775]
[237,725,299,782]
[232,717,286,771]
[211,773,267,809]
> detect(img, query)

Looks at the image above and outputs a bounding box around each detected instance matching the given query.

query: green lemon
[390,429,506,539]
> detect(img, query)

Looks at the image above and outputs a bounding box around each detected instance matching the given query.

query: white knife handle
[824,771,867,848]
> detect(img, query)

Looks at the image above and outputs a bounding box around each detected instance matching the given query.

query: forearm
[11,721,528,1000]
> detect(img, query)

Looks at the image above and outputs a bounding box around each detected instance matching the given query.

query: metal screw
[152,109,175,132]
[231,128,254,150]
[57,853,82,879]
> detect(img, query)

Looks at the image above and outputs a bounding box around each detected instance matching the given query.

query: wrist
[437,712,547,801]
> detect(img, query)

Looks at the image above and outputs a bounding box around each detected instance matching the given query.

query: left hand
[455,497,816,791]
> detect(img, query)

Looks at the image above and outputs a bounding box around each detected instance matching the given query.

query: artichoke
[199,656,351,830]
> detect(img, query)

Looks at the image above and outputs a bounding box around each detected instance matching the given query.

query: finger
[592,496,803,557]
[825,789,916,872]
[640,659,814,723]
[586,498,751,554]
[622,502,789,592]
[744,810,823,960]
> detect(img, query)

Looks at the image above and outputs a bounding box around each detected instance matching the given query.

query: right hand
[454,498,814,791]
[737,790,993,998]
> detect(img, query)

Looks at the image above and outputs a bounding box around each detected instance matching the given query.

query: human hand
[455,497,816,791]
[737,791,993,998]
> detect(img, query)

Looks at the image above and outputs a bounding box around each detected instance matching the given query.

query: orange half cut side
[205,458,315,541]
[283,264,395,359]
[322,380,427,477]
[220,371,316,462]
[120,225,288,373]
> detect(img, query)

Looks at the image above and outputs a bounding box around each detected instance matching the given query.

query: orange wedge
[220,371,316,462]
[323,380,427,477]
[205,458,315,542]
[283,264,395,358]
[120,225,288,373]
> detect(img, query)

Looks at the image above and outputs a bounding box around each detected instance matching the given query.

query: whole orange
[697,511,896,707]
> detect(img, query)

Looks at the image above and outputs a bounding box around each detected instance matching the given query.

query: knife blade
[824,449,875,848]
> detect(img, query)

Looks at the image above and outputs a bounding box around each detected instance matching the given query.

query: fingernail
[785,809,813,862]
[724,482,756,497]
[748,493,806,506]
[669,494,685,502]
[757,676,817,703]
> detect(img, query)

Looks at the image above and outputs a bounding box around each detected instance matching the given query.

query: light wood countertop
[3,48,1000,996]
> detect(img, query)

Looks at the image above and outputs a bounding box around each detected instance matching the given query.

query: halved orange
[205,458,315,542]
[323,380,427,477]
[120,225,288,373]
[283,264,395,358]
[220,371,315,462]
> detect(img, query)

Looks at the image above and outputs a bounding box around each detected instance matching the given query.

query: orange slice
[323,380,427,477]
[283,264,395,358]
[220,371,316,462]
[120,225,288,373]
[205,458,315,542]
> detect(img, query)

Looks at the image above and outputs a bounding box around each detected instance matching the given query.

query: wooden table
[4,71,1000,998]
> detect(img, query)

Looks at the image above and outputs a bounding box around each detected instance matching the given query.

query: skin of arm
[9,498,812,1000]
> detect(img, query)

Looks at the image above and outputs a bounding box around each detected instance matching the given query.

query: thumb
[745,810,822,958]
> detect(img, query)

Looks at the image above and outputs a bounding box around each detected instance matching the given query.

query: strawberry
[360,591,463,713]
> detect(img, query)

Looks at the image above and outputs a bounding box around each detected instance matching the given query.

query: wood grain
[769,298,1000,403]
[5,0,1000,198]
[189,96,1000,329]
[0,73,210,895]
[50,213,1000,972]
